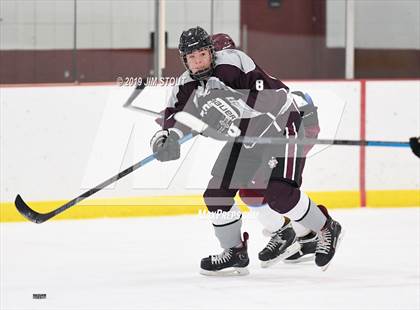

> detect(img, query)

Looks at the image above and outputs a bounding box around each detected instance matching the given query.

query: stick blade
[409,137,420,158]
[14,194,46,224]
[122,79,146,108]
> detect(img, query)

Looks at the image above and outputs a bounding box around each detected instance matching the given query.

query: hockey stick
[122,79,163,117]
[123,80,146,107]
[174,112,420,157]
[124,101,162,117]
[15,82,181,224]
[15,133,195,224]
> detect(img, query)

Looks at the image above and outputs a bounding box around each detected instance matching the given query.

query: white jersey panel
[215,49,256,74]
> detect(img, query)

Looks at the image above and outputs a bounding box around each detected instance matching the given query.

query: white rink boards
[1,208,419,310]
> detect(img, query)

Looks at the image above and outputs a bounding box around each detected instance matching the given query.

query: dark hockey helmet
[179,26,215,80]
[211,33,236,51]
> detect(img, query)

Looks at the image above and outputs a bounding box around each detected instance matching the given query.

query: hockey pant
[203,141,328,249]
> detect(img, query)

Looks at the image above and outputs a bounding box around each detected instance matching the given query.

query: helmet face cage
[178,26,216,80]
[180,46,215,81]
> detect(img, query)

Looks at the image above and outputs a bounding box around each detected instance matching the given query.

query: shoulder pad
[215,49,256,74]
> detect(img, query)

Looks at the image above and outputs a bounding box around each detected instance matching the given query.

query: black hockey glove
[150,129,181,162]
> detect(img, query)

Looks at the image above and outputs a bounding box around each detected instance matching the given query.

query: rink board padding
[1,190,419,222]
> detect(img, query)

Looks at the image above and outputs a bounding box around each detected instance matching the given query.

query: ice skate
[283,231,318,264]
[200,232,249,276]
[315,217,344,271]
[259,221,301,268]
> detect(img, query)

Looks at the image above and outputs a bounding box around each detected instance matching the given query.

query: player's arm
[238,67,299,138]
[215,64,289,115]
[150,83,200,162]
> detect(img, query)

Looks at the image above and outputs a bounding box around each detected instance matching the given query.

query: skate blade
[200,267,249,277]
[260,241,301,268]
[282,253,315,264]
[320,229,345,272]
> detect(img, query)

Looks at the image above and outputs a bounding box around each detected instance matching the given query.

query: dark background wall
[241,0,345,79]
[241,0,419,79]
[1,0,419,84]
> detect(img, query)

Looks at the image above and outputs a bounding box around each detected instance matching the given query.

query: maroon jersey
[162,49,298,140]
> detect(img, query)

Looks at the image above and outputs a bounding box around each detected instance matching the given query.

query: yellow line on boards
[366,190,420,208]
[1,190,418,222]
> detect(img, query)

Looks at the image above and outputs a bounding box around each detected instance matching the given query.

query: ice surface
[1,208,419,310]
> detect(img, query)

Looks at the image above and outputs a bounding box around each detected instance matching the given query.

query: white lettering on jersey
[199,97,239,122]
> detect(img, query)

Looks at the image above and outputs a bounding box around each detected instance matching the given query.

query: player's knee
[238,188,266,206]
[203,187,236,213]
[265,180,300,214]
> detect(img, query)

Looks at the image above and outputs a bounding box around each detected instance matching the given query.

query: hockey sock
[292,220,312,238]
[248,203,286,233]
[211,204,243,249]
[283,191,327,232]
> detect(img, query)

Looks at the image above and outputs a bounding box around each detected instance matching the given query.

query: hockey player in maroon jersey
[238,91,321,265]
[211,33,320,265]
[150,26,343,275]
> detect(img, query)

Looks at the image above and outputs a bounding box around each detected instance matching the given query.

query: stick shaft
[209,135,410,148]
[15,133,194,223]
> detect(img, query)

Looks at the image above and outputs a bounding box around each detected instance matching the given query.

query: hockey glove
[150,129,181,162]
